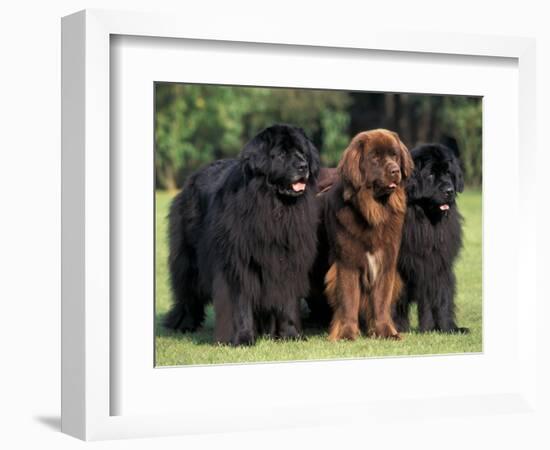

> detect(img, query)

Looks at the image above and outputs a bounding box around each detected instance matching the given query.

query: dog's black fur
[164,124,320,346]
[393,143,469,333]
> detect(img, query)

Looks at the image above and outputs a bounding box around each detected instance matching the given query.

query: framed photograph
[152,83,482,366]
[61,9,537,441]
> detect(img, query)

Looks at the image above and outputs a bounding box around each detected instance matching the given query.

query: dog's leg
[230,292,256,346]
[213,274,234,344]
[213,274,256,346]
[276,300,303,340]
[165,248,206,332]
[412,269,440,332]
[392,296,411,333]
[369,271,401,339]
[417,298,436,332]
[392,274,410,332]
[433,272,469,334]
[327,265,361,341]
[259,313,277,339]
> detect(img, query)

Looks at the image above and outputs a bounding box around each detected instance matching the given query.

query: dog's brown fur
[321,129,413,340]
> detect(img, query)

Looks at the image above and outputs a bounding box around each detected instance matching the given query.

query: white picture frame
[61,9,538,441]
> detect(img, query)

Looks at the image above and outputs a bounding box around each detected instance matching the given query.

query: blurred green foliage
[440,96,483,186]
[155,83,482,189]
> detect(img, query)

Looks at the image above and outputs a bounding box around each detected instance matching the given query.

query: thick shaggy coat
[164,124,320,346]
[309,129,413,340]
[393,143,468,333]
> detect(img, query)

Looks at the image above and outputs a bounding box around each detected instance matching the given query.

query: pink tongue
[388,183,397,189]
[440,204,450,211]
[292,182,306,192]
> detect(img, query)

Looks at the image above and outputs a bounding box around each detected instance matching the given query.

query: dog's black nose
[444,187,455,196]
[296,161,308,173]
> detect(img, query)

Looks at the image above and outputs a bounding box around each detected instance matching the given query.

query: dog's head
[338,129,413,200]
[407,143,464,212]
[241,123,320,197]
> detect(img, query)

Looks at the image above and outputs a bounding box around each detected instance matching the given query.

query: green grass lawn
[155,190,482,366]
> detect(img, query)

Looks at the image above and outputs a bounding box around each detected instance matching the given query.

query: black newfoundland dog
[393,142,469,333]
[164,124,320,346]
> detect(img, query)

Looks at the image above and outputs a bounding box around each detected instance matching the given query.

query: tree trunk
[397,94,412,146]
[417,99,432,144]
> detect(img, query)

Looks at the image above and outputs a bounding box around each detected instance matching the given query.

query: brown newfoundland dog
[308,129,413,340]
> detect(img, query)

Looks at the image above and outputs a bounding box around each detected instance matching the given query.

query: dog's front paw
[329,321,360,341]
[231,330,256,346]
[392,317,410,333]
[276,317,302,340]
[278,326,302,341]
[371,321,401,340]
[451,326,470,334]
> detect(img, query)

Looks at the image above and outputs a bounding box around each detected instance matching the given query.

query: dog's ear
[307,141,321,181]
[392,132,414,180]
[297,127,320,181]
[442,135,460,158]
[440,139,465,194]
[241,129,271,176]
[447,143,465,194]
[338,133,366,192]
[399,141,414,180]
[454,161,465,193]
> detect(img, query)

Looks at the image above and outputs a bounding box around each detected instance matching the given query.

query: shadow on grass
[155,313,214,345]
[154,303,471,349]
[155,311,331,347]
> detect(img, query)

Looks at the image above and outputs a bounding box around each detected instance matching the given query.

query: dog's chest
[364,250,383,286]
